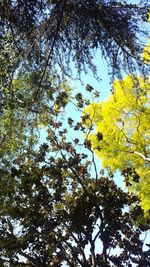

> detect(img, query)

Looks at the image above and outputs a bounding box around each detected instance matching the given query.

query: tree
[0,75,149,265]
[83,74,150,217]
[0,122,150,267]
[0,2,150,266]
[0,0,149,85]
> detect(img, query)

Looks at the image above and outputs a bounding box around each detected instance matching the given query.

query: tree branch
[34,0,67,100]
[131,150,150,162]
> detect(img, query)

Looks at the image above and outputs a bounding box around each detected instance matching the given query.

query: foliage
[0,68,71,158]
[0,120,150,266]
[0,72,149,265]
[0,0,149,81]
[0,2,150,266]
[84,74,150,216]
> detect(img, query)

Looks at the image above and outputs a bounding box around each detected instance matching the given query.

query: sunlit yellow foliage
[84,75,150,216]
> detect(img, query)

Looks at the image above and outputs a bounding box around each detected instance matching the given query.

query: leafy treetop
[0,121,150,266]
[0,0,149,82]
[84,74,150,217]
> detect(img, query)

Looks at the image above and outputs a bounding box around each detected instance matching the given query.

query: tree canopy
[84,74,150,216]
[83,27,150,217]
[0,1,150,266]
[1,121,150,266]
[0,0,149,82]
[0,73,150,265]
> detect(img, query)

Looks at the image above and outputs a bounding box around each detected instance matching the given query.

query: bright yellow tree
[84,14,150,217]
[84,75,150,216]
